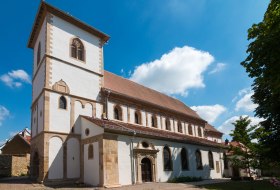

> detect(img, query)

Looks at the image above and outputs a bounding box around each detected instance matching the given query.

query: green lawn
[201,180,279,190]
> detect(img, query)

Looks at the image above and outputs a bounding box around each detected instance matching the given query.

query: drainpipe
[104,90,110,119]
[130,130,136,184]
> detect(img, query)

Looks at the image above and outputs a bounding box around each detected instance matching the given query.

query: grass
[201,180,279,190]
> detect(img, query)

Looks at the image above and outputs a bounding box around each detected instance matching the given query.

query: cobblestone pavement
[0,177,229,190]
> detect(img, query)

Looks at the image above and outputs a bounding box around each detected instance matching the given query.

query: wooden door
[141,158,152,182]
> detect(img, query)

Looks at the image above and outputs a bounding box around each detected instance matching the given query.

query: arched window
[178,122,183,133]
[59,96,67,109]
[163,146,172,171]
[71,38,85,61]
[181,148,189,170]
[165,119,171,131]
[88,144,93,159]
[37,42,41,65]
[188,124,193,135]
[114,105,122,121]
[198,127,202,137]
[151,115,157,128]
[135,111,141,124]
[195,150,203,170]
[208,151,214,169]
[224,153,228,169]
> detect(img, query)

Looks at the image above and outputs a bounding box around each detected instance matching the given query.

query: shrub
[168,176,203,183]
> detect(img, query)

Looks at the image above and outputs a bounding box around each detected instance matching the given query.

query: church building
[28,2,226,187]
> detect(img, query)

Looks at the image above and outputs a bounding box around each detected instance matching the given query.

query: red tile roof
[103,71,203,121]
[205,123,223,134]
[82,116,226,149]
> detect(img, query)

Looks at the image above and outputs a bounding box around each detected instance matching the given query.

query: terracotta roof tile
[82,116,225,149]
[205,123,223,134]
[103,71,202,121]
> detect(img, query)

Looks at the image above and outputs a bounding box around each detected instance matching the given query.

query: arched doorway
[141,157,152,182]
[32,152,39,179]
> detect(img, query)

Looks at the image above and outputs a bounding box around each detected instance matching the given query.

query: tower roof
[27,1,110,48]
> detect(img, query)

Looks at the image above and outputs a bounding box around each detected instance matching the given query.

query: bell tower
[28,1,109,182]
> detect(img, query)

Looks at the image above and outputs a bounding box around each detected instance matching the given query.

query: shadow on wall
[167,148,214,181]
[31,133,81,185]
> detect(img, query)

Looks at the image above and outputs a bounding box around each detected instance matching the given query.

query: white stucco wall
[37,95,44,134]
[48,136,63,179]
[117,134,224,185]
[33,18,46,75]
[84,142,99,186]
[50,59,101,101]
[67,138,80,178]
[49,92,71,133]
[95,103,103,119]
[74,101,93,134]
[81,117,104,139]
[32,61,45,102]
[50,15,101,75]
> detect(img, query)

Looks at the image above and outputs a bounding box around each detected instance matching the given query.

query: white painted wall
[50,15,101,74]
[67,138,80,178]
[84,142,99,186]
[49,92,71,133]
[50,59,101,101]
[74,101,92,134]
[37,95,44,134]
[32,60,45,102]
[81,117,104,139]
[48,136,63,179]
[33,18,46,75]
[117,134,224,185]
[95,103,103,119]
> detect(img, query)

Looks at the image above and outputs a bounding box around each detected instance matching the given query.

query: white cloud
[130,46,214,96]
[190,104,226,123]
[208,63,226,74]
[218,115,264,135]
[235,91,257,112]
[0,106,10,126]
[0,69,31,88]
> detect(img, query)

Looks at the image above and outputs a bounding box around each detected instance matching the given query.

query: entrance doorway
[141,157,152,182]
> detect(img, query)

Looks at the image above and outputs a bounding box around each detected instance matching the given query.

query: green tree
[241,0,280,162]
[229,116,259,178]
[230,116,251,145]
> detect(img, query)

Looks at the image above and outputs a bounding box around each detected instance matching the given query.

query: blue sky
[0,0,269,144]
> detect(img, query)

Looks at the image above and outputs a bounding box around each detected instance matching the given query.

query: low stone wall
[0,154,30,177]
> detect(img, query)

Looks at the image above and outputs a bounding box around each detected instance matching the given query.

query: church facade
[28,2,226,187]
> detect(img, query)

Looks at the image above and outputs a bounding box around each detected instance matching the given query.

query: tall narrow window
[59,96,67,109]
[198,127,202,137]
[188,124,193,135]
[163,146,172,171]
[151,115,157,128]
[114,105,122,121]
[181,148,189,170]
[178,122,183,133]
[88,144,93,159]
[37,42,41,65]
[196,150,203,170]
[208,151,214,169]
[135,111,141,124]
[165,119,171,131]
[71,38,85,61]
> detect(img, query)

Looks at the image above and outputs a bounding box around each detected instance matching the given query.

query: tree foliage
[229,116,260,177]
[241,0,280,162]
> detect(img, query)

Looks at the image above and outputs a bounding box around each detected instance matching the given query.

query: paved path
[0,177,230,190]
